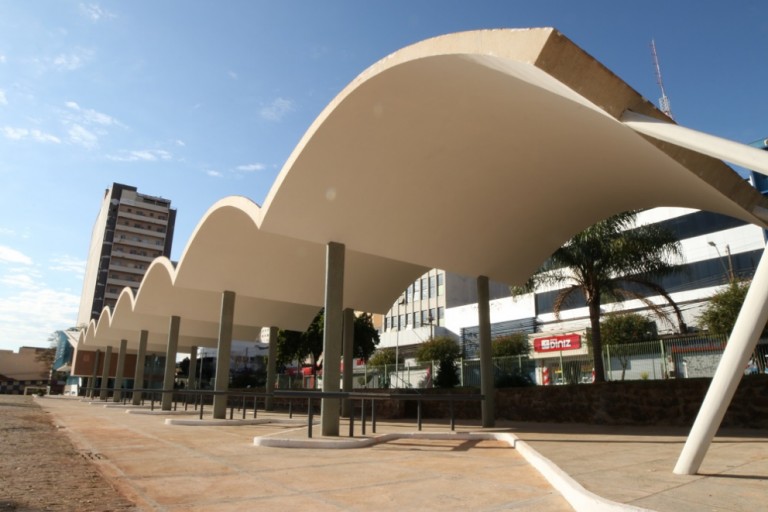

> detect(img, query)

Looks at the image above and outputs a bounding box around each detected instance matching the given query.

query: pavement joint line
[126,408,199,415]
[253,430,654,512]
[164,417,310,426]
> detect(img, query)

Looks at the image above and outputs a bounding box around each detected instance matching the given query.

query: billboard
[528,331,588,359]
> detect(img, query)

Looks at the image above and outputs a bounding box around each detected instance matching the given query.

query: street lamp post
[708,241,735,283]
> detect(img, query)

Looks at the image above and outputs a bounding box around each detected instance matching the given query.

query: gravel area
[0,394,137,512]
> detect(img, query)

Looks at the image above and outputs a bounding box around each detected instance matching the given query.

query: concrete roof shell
[172,196,429,313]
[259,28,768,286]
[80,27,768,357]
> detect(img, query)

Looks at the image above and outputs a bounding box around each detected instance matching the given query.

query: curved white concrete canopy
[82,258,324,351]
[259,28,768,286]
[173,196,428,313]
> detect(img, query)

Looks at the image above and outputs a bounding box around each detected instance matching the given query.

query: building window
[429,276,436,298]
[413,280,420,302]
[437,307,445,326]
[421,278,428,300]
[437,273,445,296]
[413,312,421,328]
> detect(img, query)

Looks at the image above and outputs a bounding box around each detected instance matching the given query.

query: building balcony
[115,224,167,238]
[106,277,141,289]
[108,262,146,275]
[119,197,171,214]
[115,237,166,251]
[116,210,169,226]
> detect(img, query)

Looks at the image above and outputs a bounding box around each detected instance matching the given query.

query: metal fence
[282,334,768,389]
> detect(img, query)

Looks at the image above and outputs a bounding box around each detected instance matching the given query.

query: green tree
[697,280,751,337]
[367,347,403,367]
[415,336,461,388]
[352,312,380,360]
[698,280,765,373]
[492,333,530,357]
[276,309,324,374]
[513,211,683,383]
[600,312,656,380]
[276,309,381,377]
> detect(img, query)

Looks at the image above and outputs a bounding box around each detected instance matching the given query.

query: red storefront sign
[533,333,582,353]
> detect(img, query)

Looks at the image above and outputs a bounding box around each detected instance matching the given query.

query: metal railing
[273,390,483,438]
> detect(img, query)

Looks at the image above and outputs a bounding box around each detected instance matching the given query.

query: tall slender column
[187,346,198,391]
[265,327,278,410]
[162,316,180,411]
[675,242,768,474]
[99,345,113,400]
[132,330,148,406]
[213,291,235,419]
[341,308,355,417]
[477,275,495,427]
[113,339,127,402]
[321,242,345,436]
[89,350,100,398]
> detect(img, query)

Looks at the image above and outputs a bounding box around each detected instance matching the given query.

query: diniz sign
[533,333,582,353]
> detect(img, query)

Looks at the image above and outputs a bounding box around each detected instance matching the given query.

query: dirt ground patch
[0,395,137,512]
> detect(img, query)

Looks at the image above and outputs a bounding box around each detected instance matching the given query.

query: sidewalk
[39,397,767,511]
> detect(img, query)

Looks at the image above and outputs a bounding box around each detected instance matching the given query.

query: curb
[252,430,654,512]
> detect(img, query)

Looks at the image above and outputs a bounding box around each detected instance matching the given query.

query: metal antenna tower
[650,39,673,119]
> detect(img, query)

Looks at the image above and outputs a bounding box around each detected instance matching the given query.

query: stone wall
[369,375,768,429]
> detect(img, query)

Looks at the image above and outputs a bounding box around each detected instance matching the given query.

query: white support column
[341,308,355,418]
[265,327,278,411]
[213,291,236,419]
[132,330,148,406]
[113,339,127,402]
[322,242,345,436]
[477,275,495,428]
[675,243,768,474]
[187,345,198,391]
[621,110,768,178]
[89,349,100,398]
[162,316,180,411]
[99,345,113,400]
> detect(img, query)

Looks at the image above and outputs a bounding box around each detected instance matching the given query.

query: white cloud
[79,3,116,22]
[236,163,266,172]
[50,48,93,72]
[53,53,84,71]
[228,70,238,80]
[107,149,172,162]
[0,287,80,348]
[2,126,61,143]
[48,255,86,277]
[64,100,123,127]
[260,97,295,121]
[68,123,99,149]
[206,169,223,178]
[0,55,6,64]
[0,227,15,236]
[0,271,37,290]
[0,245,33,265]
[2,126,26,140]
[0,90,6,106]
[175,139,185,147]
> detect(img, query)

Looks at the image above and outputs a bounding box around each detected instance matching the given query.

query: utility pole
[650,39,673,119]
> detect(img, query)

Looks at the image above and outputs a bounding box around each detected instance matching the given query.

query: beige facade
[0,347,50,393]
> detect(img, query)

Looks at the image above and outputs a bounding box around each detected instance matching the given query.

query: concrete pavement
[38,396,767,511]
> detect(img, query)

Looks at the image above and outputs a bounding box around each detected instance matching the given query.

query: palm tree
[516,211,684,382]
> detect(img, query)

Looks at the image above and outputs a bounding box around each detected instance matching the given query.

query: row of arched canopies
[73,28,768,474]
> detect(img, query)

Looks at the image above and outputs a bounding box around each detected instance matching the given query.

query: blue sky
[1,1,767,352]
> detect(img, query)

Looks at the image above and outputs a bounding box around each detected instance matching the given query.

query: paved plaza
[38,396,768,511]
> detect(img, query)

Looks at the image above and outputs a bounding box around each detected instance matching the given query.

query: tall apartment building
[76,183,176,327]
